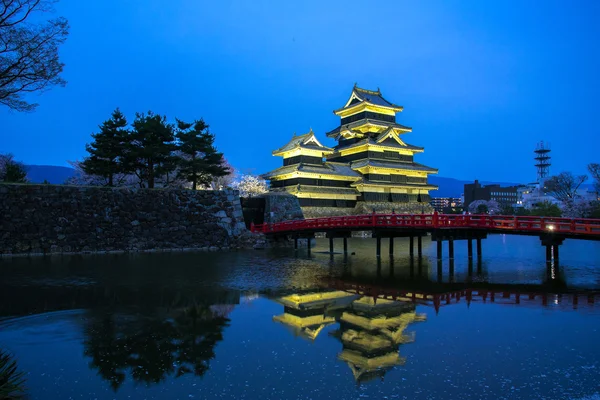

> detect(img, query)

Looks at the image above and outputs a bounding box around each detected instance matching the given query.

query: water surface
[1,235,599,399]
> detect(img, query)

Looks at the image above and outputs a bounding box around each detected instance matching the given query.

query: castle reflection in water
[272,290,426,383]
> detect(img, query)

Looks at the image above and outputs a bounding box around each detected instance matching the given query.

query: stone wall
[261,193,304,224]
[302,201,434,219]
[0,184,250,255]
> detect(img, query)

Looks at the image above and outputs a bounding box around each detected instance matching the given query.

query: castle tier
[263,85,438,215]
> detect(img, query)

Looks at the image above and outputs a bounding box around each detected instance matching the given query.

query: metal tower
[534,141,551,181]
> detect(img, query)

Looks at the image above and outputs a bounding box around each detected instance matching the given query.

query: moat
[1,235,599,400]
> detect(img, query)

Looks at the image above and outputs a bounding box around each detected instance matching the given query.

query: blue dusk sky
[1,0,599,183]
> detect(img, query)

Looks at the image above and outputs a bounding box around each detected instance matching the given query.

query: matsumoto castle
[263,85,438,217]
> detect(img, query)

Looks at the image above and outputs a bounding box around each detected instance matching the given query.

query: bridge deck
[252,214,600,240]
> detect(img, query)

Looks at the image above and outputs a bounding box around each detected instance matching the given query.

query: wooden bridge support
[467,239,473,259]
[448,239,455,259]
[436,240,442,260]
[409,236,414,257]
[449,259,455,282]
[417,236,423,257]
[343,237,348,254]
[329,237,334,254]
[476,238,482,259]
[376,237,381,258]
[540,234,565,266]
[294,237,298,250]
[389,237,394,255]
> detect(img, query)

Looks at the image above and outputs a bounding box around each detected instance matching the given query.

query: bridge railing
[250,214,600,236]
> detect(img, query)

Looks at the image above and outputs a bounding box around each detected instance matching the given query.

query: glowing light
[547,224,555,231]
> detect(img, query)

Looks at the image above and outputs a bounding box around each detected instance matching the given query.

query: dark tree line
[81,109,229,189]
[0,153,27,183]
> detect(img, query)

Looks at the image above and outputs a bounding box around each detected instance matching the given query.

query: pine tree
[0,154,27,183]
[81,108,129,186]
[175,119,229,190]
[125,111,177,189]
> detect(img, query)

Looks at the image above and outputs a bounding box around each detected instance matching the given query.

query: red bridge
[251,213,600,261]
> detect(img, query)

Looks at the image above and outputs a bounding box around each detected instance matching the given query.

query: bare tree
[0,0,69,112]
[589,163,600,196]
[544,172,587,203]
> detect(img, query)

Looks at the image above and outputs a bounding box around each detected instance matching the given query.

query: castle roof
[332,136,424,153]
[334,85,403,114]
[351,159,438,173]
[326,119,412,138]
[273,129,333,156]
[262,161,361,180]
[350,179,438,190]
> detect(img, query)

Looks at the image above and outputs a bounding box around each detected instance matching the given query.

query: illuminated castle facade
[263,85,438,216]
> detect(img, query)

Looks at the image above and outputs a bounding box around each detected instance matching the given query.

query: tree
[124,111,177,189]
[0,0,69,112]
[175,119,229,190]
[476,204,488,214]
[233,174,267,197]
[588,163,600,196]
[544,172,587,203]
[81,108,129,186]
[529,201,562,217]
[0,350,26,399]
[210,158,235,190]
[0,153,27,183]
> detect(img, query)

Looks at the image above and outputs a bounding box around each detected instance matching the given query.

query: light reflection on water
[0,235,599,400]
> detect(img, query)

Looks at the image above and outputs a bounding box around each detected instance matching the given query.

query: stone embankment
[0,184,262,256]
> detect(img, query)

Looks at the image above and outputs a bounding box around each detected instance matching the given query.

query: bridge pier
[389,237,394,255]
[540,234,565,265]
[409,236,414,257]
[329,237,334,254]
[376,237,381,258]
[476,238,482,259]
[467,239,473,259]
[436,240,442,260]
[417,236,422,257]
[448,239,455,259]
[294,237,298,251]
[343,237,348,254]
[449,259,455,282]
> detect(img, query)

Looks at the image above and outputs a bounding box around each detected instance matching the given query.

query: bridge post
[449,259,455,282]
[467,258,473,278]
[389,237,394,255]
[329,237,334,254]
[307,238,311,255]
[476,238,482,259]
[417,236,422,257]
[436,240,442,260]
[552,244,559,265]
[376,237,381,258]
[409,236,414,257]
[545,245,552,264]
[448,238,455,259]
[467,239,473,259]
[343,237,348,254]
[294,237,298,250]
[437,259,443,282]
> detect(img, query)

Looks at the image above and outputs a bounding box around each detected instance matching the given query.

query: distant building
[463,180,520,208]
[430,197,462,213]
